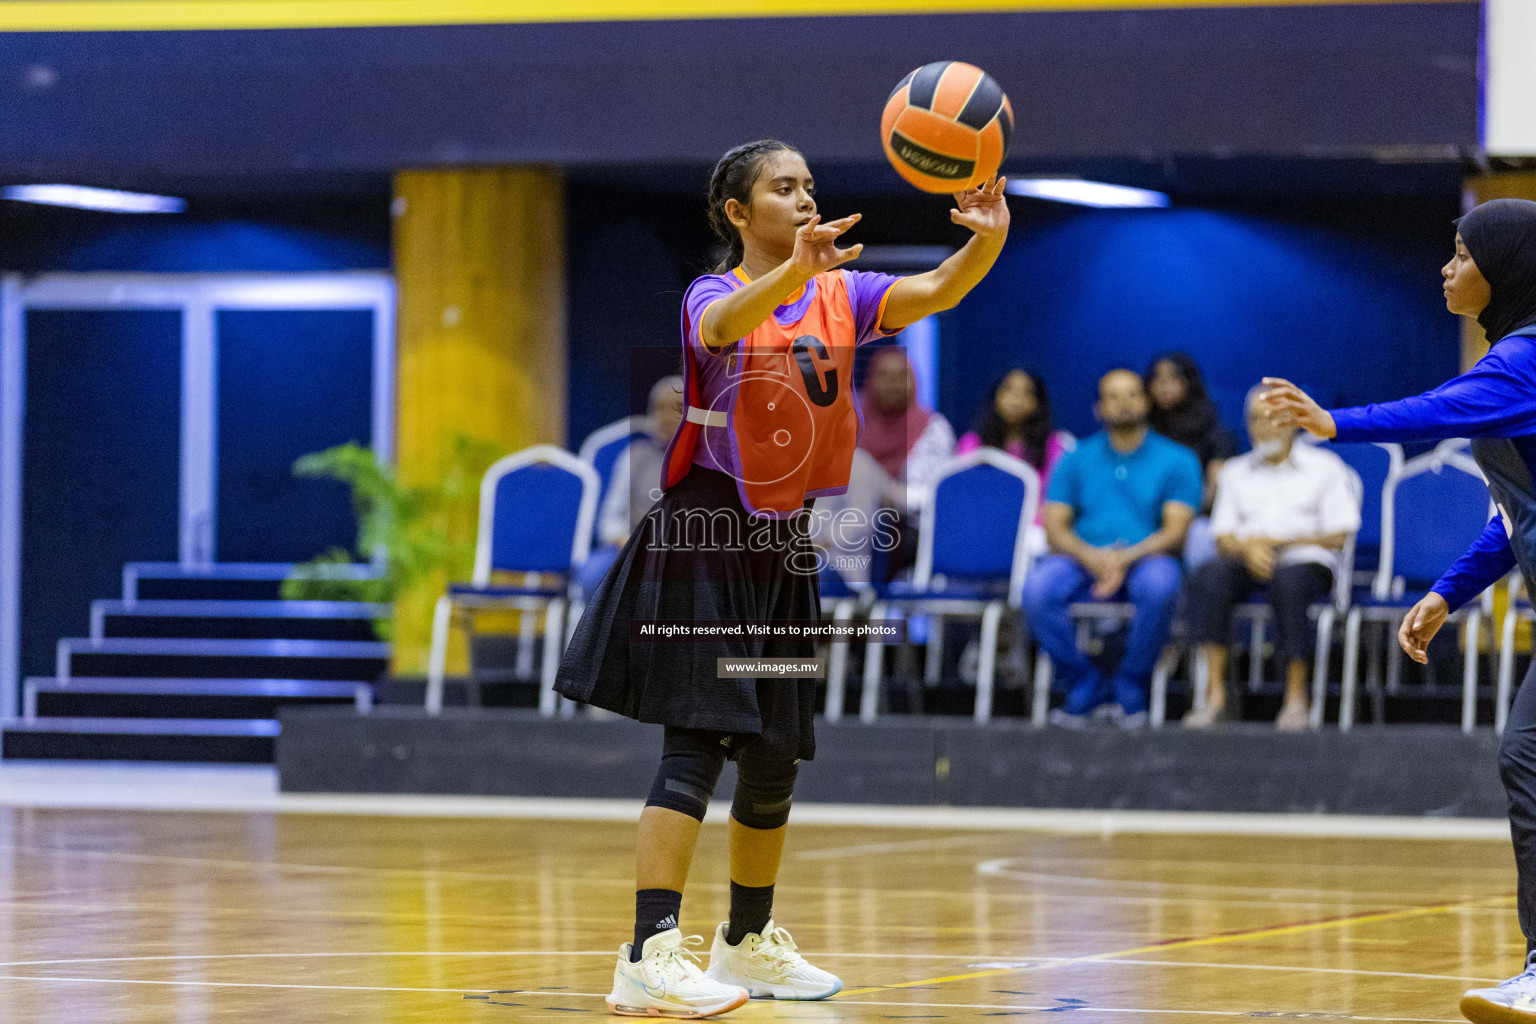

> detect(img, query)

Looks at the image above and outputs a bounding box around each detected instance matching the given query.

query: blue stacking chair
[426,445,601,716]
[1306,441,1402,728]
[859,448,1039,724]
[819,563,875,723]
[1331,442,1404,591]
[577,416,648,542]
[1338,442,1493,733]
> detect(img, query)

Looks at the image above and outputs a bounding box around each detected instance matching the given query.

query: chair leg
[1031,649,1052,728]
[1314,608,1335,728]
[1498,608,1519,735]
[1192,648,1209,713]
[974,603,1002,724]
[825,599,853,722]
[515,604,537,681]
[1334,609,1362,732]
[540,599,565,719]
[426,596,453,715]
[565,599,584,646]
[1386,632,1402,694]
[1249,615,1265,692]
[1150,644,1176,729]
[860,603,888,724]
[925,613,946,686]
[1464,608,1482,734]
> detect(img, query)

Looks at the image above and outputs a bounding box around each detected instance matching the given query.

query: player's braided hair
[706,139,799,274]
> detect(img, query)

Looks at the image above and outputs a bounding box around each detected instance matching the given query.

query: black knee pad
[731,753,799,830]
[646,728,731,821]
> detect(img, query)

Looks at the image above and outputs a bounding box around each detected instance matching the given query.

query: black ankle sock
[632,888,683,962]
[726,881,774,945]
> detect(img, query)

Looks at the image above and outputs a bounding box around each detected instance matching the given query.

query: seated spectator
[577,375,685,596]
[805,447,893,587]
[1146,352,1239,507]
[1182,385,1360,731]
[1022,369,1201,729]
[956,368,1074,552]
[857,346,955,579]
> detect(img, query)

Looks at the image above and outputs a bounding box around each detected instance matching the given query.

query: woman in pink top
[956,369,1072,520]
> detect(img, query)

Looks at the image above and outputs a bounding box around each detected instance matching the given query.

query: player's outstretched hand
[1260,377,1337,439]
[1398,591,1449,664]
[790,213,863,278]
[951,177,1009,240]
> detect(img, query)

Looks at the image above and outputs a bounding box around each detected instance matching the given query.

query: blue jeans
[1021,553,1182,711]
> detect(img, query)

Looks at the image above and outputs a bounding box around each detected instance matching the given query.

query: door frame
[0,271,395,718]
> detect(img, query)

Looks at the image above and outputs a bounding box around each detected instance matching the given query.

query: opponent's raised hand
[951,177,1009,240]
[790,213,863,278]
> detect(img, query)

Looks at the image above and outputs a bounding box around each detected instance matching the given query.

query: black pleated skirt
[554,465,820,761]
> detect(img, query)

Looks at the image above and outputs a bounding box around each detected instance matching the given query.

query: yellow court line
[838,893,1514,996]
[0,0,1475,33]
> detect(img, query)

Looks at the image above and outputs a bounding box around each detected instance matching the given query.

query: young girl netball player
[554,139,1008,1018]
[1264,198,1536,1024]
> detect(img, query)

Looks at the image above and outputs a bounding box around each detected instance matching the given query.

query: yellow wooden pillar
[391,166,567,675]
[1460,172,1536,371]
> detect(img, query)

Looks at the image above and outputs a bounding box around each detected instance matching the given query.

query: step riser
[2,731,273,763]
[64,654,386,682]
[100,617,380,642]
[35,693,358,720]
[134,580,290,602]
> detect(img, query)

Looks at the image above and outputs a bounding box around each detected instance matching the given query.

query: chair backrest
[1330,442,1402,576]
[474,445,601,584]
[1381,445,1490,595]
[1329,465,1363,611]
[578,417,648,537]
[914,447,1040,607]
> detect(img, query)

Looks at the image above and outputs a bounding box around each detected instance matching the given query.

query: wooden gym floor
[0,805,1521,1023]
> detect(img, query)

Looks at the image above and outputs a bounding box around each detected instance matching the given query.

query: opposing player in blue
[1263,198,1536,1024]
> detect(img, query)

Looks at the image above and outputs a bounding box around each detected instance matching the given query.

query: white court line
[976,857,1454,902]
[470,989,1463,1021]
[0,761,1510,840]
[0,977,1459,1022]
[0,950,1498,985]
[0,974,478,994]
[966,957,1499,984]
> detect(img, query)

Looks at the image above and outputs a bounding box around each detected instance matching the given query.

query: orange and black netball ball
[881,61,1012,193]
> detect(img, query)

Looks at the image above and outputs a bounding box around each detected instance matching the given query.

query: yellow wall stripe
[0,0,1474,33]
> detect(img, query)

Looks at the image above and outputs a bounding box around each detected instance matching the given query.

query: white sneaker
[607,929,749,1018]
[704,919,843,1000]
[1461,954,1536,1023]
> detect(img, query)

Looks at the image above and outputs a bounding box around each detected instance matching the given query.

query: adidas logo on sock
[656,914,677,931]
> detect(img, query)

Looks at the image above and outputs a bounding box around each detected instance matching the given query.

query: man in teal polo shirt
[1023,368,1203,727]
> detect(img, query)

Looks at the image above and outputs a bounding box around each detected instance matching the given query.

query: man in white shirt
[1183,386,1361,730]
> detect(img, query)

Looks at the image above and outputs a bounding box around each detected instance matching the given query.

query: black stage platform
[276,707,1508,818]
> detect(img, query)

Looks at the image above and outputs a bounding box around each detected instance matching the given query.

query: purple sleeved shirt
[680,268,899,475]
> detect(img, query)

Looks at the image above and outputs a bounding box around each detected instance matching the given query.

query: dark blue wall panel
[567,190,1463,453]
[0,203,390,274]
[215,309,373,563]
[21,309,181,679]
[0,3,1478,177]
[940,198,1462,442]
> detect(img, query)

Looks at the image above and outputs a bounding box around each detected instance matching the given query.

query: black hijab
[1456,198,1536,344]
